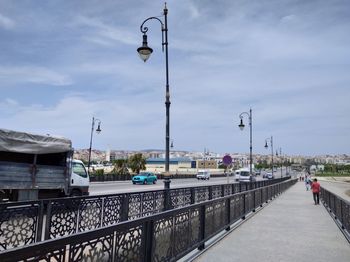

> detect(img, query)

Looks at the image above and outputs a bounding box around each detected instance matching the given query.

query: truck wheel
[70,189,82,197]
[143,180,147,185]
[153,180,156,184]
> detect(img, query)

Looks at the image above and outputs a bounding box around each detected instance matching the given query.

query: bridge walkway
[193,181,350,262]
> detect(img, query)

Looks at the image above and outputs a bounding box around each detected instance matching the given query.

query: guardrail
[0,179,297,262]
[320,187,350,241]
[0,177,290,252]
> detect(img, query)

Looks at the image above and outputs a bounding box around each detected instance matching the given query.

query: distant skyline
[1,0,349,156]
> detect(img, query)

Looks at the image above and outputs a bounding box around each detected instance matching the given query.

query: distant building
[146,157,192,172]
[196,159,217,169]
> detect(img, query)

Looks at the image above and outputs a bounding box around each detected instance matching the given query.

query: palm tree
[128,153,146,174]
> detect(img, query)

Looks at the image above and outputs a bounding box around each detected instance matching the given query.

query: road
[89,170,289,195]
[90,176,241,195]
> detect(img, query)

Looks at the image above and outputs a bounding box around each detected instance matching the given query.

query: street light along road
[88,117,101,175]
[137,3,171,189]
[238,108,253,177]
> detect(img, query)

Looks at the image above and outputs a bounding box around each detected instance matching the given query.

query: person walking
[304,175,310,191]
[311,178,321,205]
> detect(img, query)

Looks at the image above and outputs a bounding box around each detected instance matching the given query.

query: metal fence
[321,187,350,240]
[0,179,297,262]
[0,177,289,252]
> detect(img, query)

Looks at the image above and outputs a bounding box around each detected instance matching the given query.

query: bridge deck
[193,181,350,262]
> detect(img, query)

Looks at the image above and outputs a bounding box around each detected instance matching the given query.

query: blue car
[132,172,157,184]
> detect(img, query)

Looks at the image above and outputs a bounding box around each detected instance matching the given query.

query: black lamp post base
[163,179,171,189]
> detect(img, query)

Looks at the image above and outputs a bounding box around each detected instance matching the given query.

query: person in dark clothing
[311,178,321,205]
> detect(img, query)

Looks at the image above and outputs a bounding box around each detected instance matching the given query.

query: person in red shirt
[311,178,321,205]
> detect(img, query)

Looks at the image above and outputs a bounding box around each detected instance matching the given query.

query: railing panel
[70,234,114,262]
[115,225,143,262]
[205,199,227,238]
[0,202,41,251]
[103,195,124,226]
[170,188,191,209]
[46,199,79,239]
[211,185,222,200]
[194,187,209,203]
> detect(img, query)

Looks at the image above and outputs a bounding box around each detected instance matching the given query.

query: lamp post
[238,108,253,176]
[137,3,171,189]
[276,147,283,178]
[264,136,274,177]
[88,117,102,175]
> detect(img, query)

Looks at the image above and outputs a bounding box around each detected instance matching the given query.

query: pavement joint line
[183,187,292,262]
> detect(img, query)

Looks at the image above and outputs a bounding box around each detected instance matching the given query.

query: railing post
[226,197,231,231]
[36,200,45,242]
[121,194,130,221]
[198,205,206,250]
[242,193,246,220]
[208,186,213,200]
[252,190,256,212]
[191,187,196,204]
[143,220,154,262]
[164,189,171,210]
[44,201,52,240]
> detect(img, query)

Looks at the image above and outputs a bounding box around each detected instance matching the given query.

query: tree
[128,153,146,174]
[112,159,129,175]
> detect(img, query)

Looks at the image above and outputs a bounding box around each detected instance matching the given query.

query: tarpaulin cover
[0,128,72,154]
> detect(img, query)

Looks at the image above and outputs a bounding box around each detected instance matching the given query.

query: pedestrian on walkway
[304,175,310,191]
[311,178,321,205]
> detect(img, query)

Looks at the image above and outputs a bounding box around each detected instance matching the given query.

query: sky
[0,0,349,156]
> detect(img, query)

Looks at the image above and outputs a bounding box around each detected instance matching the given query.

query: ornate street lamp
[137,3,171,189]
[238,108,253,176]
[88,117,101,175]
[264,136,274,177]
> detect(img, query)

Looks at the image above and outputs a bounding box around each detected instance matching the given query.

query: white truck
[0,128,89,201]
[196,170,210,180]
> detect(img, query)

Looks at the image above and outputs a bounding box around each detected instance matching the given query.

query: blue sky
[0,0,349,156]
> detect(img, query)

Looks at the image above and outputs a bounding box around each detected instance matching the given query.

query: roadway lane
[90,176,240,195]
[89,168,291,195]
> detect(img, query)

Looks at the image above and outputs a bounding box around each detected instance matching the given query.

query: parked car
[197,170,210,180]
[266,173,274,179]
[132,172,157,184]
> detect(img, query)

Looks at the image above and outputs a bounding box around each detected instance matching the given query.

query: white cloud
[0,13,15,29]
[0,66,73,86]
[74,15,137,46]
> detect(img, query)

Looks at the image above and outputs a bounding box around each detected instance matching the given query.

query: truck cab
[70,159,89,196]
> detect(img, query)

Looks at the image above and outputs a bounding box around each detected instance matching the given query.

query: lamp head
[170,140,174,148]
[264,141,268,149]
[96,122,102,134]
[238,119,245,130]
[137,34,153,62]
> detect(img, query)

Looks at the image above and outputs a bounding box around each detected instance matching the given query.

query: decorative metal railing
[0,177,290,252]
[0,179,297,262]
[321,187,350,240]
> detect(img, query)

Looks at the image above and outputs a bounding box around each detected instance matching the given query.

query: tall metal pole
[138,3,171,189]
[164,4,171,189]
[271,136,274,177]
[87,117,95,175]
[280,148,283,178]
[239,109,253,176]
[249,108,253,176]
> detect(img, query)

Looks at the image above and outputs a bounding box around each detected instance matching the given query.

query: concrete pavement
[193,181,350,262]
